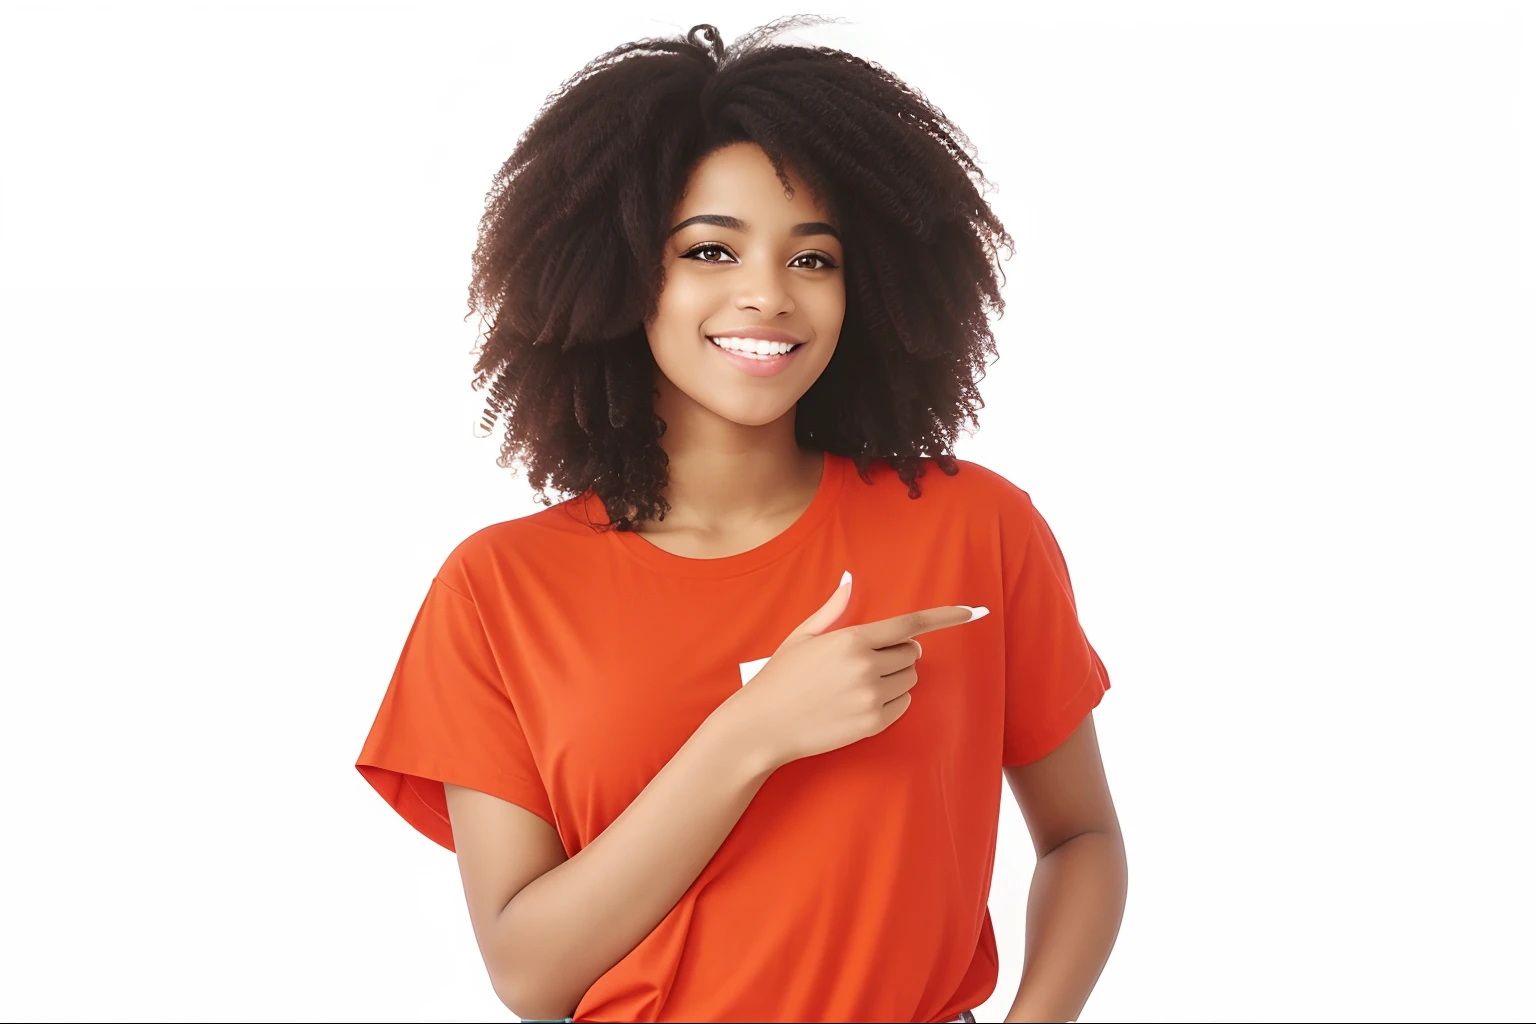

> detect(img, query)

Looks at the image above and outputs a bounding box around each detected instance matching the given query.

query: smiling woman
[647,143,846,425]
[458,14,1015,532]
[356,14,1122,1024]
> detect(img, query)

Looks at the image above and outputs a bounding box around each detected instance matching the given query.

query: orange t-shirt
[356,450,1110,1023]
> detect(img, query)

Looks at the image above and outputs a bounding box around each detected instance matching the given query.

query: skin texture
[1002,715,1127,1022]
[443,141,1126,1022]
[637,140,846,555]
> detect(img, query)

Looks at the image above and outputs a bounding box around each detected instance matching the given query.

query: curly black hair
[465,15,1015,531]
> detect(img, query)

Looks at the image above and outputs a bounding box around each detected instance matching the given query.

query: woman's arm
[1000,712,1127,1023]
[445,702,777,1021]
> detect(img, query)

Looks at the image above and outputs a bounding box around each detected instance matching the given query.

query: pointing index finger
[852,605,989,648]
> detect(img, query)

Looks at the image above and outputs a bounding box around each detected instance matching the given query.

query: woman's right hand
[719,572,988,770]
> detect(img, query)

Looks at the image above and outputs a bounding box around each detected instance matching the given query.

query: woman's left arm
[1000,711,1127,1023]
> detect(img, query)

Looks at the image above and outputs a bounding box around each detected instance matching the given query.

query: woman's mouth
[707,336,807,378]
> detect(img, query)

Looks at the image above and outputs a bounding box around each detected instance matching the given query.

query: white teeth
[710,336,798,356]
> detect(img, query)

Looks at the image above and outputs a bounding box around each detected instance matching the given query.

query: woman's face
[645,142,845,429]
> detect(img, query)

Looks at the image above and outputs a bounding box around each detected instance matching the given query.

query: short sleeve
[999,490,1112,766]
[356,574,556,852]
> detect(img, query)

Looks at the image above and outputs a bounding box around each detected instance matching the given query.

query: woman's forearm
[493,703,778,1021]
[1004,829,1128,1023]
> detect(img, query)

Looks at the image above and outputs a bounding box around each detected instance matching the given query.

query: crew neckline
[584,449,848,580]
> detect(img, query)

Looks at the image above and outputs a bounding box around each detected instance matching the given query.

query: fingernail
[962,605,989,620]
[840,570,852,588]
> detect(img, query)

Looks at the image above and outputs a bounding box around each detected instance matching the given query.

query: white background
[2,1,1532,1021]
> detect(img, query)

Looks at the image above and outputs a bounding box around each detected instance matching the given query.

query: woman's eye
[682,245,837,270]
[793,253,837,270]
[684,244,734,264]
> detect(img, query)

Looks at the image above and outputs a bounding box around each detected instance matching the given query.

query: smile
[707,336,807,377]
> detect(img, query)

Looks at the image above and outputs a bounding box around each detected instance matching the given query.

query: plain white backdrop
[1,1,1531,1021]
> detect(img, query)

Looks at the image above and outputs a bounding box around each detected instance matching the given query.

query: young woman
[357,18,1126,1023]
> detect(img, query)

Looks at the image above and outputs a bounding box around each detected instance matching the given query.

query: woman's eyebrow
[666,214,842,243]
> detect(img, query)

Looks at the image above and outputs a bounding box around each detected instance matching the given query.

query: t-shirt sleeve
[356,573,556,852]
[998,487,1112,767]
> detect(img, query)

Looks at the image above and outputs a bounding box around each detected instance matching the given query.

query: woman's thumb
[793,570,853,638]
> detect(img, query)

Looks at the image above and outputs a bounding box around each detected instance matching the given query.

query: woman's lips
[707,337,806,378]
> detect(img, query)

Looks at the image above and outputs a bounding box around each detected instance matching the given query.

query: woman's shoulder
[848,451,1031,508]
[432,495,600,598]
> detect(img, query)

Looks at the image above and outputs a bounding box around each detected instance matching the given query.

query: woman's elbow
[491,969,573,1022]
